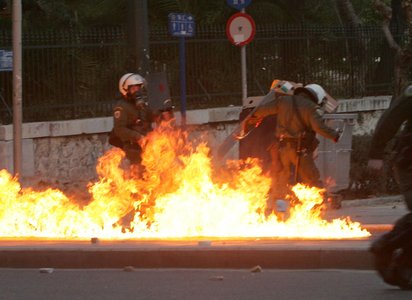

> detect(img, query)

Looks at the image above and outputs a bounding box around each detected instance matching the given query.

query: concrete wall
[0,108,241,183]
[336,96,390,136]
[0,96,391,184]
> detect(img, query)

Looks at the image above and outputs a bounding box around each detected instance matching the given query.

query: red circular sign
[226,12,256,47]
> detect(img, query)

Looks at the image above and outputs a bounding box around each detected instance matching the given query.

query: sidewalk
[0,195,407,270]
[326,194,406,225]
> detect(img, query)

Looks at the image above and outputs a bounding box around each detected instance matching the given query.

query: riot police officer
[368,85,412,290]
[109,73,155,165]
[250,83,340,201]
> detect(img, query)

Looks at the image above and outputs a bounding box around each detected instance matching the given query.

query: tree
[374,0,412,99]
[334,0,368,96]
[335,0,362,26]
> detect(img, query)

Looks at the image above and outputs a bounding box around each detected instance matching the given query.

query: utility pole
[12,0,23,177]
[127,0,150,75]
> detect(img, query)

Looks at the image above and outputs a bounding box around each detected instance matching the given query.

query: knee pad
[404,190,412,211]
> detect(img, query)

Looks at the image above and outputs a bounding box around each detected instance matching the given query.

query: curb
[0,239,376,270]
[363,224,393,232]
[0,247,374,270]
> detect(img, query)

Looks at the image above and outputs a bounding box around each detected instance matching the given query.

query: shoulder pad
[114,110,122,119]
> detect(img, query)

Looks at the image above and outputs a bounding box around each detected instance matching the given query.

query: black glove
[333,128,343,143]
[333,132,340,143]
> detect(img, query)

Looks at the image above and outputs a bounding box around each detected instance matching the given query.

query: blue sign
[226,0,252,11]
[168,13,195,37]
[0,50,12,72]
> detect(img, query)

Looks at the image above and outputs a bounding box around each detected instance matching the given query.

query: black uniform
[368,88,412,289]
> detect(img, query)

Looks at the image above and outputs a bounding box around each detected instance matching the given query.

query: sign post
[0,50,13,120]
[225,9,255,103]
[226,0,252,11]
[168,13,195,126]
[0,50,13,72]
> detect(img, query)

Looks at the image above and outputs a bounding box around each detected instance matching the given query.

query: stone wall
[34,134,110,183]
[0,109,240,184]
[0,96,391,185]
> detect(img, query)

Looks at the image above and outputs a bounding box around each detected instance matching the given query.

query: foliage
[0,0,387,31]
[341,134,399,199]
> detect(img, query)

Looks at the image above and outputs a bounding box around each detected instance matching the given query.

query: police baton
[294,132,304,184]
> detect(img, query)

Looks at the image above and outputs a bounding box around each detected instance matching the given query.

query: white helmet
[118,73,145,96]
[404,84,412,97]
[295,83,327,105]
[304,84,327,105]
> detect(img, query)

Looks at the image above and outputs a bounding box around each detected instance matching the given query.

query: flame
[0,123,370,239]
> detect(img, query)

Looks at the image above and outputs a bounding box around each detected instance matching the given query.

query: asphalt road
[0,268,411,300]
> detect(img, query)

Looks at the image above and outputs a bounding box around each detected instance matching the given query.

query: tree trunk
[335,0,367,96]
[335,0,362,27]
[374,0,412,101]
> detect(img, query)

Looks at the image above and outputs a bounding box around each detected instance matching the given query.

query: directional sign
[0,49,12,72]
[226,0,252,11]
[226,12,256,47]
[168,13,195,37]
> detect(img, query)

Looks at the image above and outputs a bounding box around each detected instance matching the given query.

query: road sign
[0,49,12,72]
[226,0,252,11]
[168,13,195,37]
[226,12,256,47]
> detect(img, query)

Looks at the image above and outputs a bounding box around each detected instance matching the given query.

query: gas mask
[134,91,146,108]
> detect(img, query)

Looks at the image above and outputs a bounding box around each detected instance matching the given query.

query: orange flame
[0,124,370,239]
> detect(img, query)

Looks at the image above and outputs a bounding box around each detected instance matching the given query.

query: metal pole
[12,0,23,177]
[179,36,187,126]
[241,8,247,103]
[241,45,247,103]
